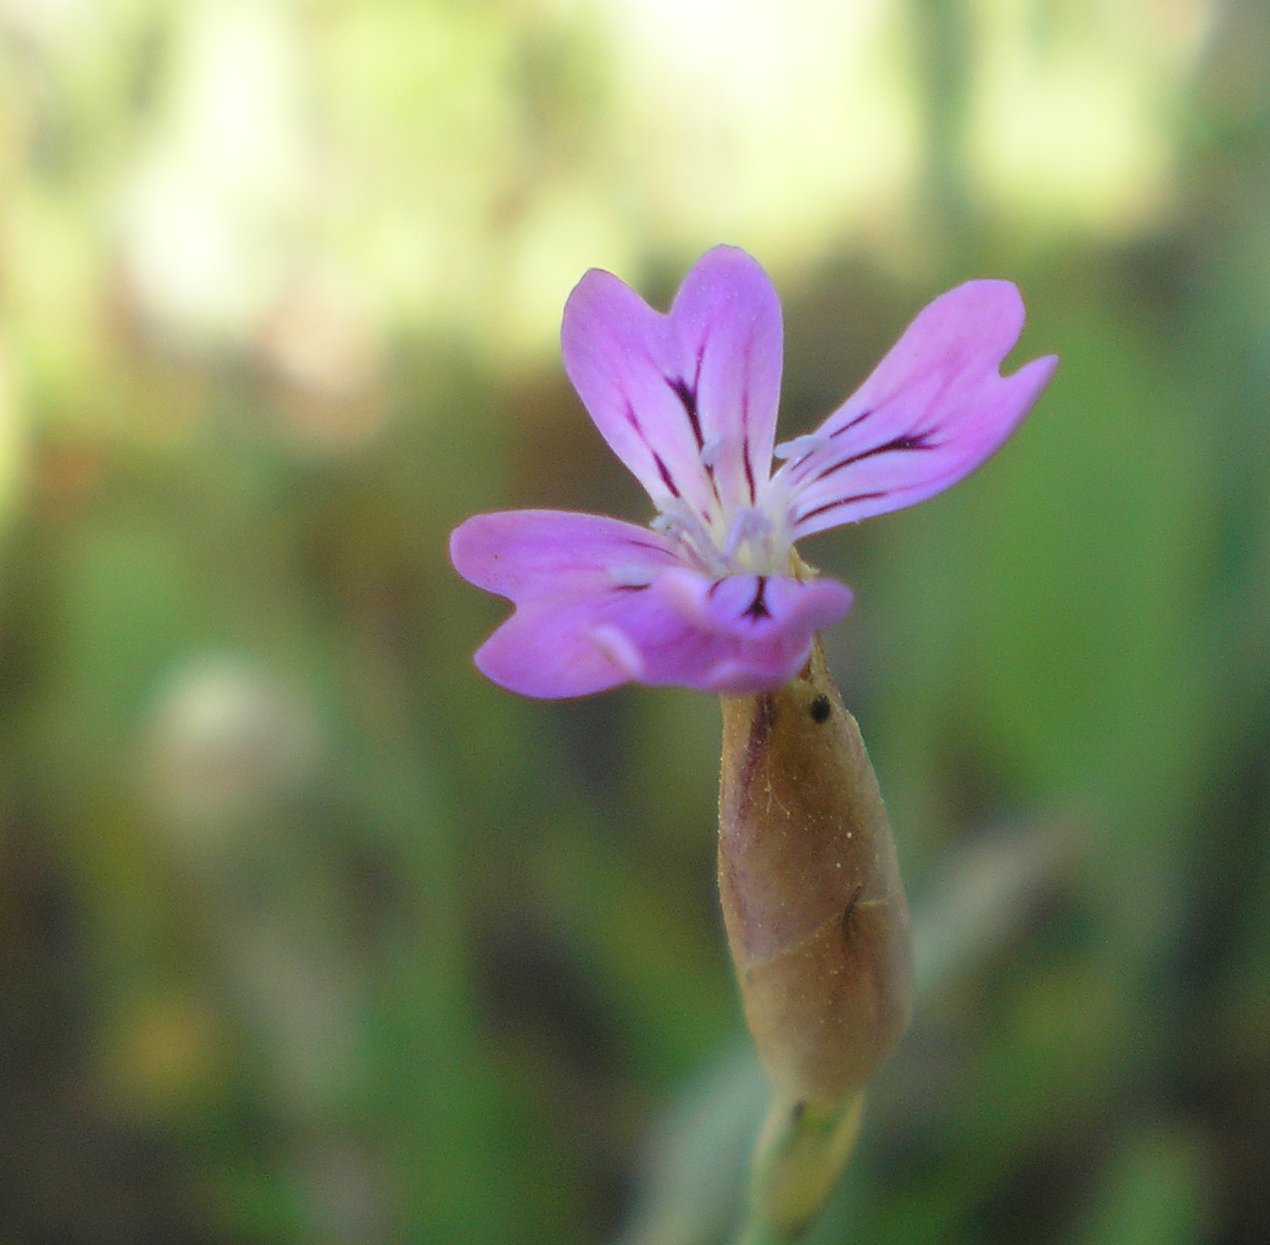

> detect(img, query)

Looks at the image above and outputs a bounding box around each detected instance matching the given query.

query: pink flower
[451,246,1056,698]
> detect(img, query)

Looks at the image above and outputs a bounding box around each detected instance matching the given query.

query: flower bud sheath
[718,641,913,1109]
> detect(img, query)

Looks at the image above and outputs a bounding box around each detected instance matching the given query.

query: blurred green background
[1,1,1267,1242]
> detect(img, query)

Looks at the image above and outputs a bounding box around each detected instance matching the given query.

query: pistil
[652,494,793,580]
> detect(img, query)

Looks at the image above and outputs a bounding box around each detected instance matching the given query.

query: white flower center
[651,489,793,579]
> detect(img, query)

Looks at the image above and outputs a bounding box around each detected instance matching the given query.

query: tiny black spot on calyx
[809,695,831,723]
[790,1100,807,1123]
[840,885,863,944]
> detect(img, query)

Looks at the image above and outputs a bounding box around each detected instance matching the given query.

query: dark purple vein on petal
[667,344,722,506]
[666,375,704,448]
[809,431,936,485]
[830,407,875,439]
[624,537,673,554]
[653,451,681,498]
[741,332,757,502]
[743,576,771,620]
[786,406,878,484]
[794,492,888,525]
[625,397,683,499]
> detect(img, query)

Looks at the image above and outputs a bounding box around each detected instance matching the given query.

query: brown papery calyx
[718,639,913,1112]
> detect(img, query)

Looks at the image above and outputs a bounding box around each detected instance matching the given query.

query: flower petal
[638,569,854,693]
[450,510,683,697]
[664,246,784,511]
[450,510,852,697]
[775,280,1058,538]
[561,246,783,520]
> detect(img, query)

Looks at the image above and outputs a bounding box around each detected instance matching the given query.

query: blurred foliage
[0,1,1267,1243]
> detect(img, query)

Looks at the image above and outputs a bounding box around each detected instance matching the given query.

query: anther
[608,563,655,587]
[774,432,833,462]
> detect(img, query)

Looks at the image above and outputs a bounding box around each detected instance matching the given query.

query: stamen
[651,503,730,577]
[723,508,772,562]
[608,563,655,587]
[590,625,645,677]
[774,432,833,462]
[700,435,725,468]
[651,496,792,579]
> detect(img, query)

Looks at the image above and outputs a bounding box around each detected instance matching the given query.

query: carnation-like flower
[451,246,1056,697]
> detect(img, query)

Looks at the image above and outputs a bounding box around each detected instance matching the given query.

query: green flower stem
[739,1092,867,1243]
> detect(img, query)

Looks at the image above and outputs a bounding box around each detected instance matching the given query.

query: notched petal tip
[1016,351,1060,389]
[561,244,784,516]
[782,279,1057,537]
[939,280,1060,385]
[449,512,505,593]
[678,243,770,290]
[472,614,631,700]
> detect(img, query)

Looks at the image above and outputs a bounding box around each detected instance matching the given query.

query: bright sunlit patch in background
[966,0,1217,235]
[0,0,83,43]
[603,0,921,265]
[1,0,1222,450]
[119,0,307,350]
[0,341,20,525]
